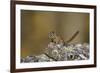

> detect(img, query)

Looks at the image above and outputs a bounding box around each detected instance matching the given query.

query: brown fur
[49,31,79,45]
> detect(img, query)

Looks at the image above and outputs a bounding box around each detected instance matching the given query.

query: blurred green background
[21,10,89,58]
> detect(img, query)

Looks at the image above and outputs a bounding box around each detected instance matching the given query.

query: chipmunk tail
[66,30,79,43]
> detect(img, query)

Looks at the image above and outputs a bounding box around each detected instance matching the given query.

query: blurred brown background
[21,10,89,57]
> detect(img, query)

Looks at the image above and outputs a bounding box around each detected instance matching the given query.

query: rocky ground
[21,42,89,63]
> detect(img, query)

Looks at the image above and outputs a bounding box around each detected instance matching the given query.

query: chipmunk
[48,31,79,46]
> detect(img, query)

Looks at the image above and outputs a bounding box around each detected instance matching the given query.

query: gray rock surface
[21,43,89,63]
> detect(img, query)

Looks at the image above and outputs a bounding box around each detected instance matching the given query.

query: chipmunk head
[48,31,57,42]
[49,31,56,37]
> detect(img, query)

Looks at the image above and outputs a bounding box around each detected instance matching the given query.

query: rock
[23,56,38,62]
[36,54,54,62]
[21,43,89,63]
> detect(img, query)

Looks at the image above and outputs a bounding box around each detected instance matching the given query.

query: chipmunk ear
[49,31,55,34]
